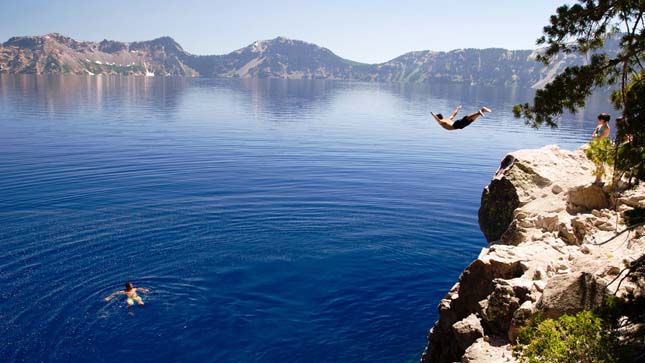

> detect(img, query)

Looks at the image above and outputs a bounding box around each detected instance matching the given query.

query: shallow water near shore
[0,75,611,362]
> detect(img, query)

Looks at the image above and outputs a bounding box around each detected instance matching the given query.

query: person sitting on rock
[431,105,492,130]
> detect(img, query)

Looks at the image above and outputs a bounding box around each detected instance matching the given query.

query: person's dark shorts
[452,116,474,129]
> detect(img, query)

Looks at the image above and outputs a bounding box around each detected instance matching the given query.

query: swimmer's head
[436,113,444,120]
[125,282,134,291]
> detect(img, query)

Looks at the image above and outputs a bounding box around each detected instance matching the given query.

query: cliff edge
[421,145,645,363]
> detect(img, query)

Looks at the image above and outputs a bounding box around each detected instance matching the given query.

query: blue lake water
[0,75,612,362]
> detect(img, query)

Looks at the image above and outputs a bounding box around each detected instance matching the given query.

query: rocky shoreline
[421,145,645,363]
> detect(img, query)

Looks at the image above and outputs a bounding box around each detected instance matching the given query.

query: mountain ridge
[0,33,615,87]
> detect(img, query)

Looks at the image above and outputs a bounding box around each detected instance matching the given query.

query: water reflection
[0,74,617,137]
[0,75,187,119]
[226,78,336,119]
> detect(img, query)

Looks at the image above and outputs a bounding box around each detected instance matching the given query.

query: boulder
[536,272,607,318]
[480,175,520,242]
[499,220,524,246]
[479,146,596,243]
[461,337,517,363]
[617,188,645,209]
[567,184,610,213]
[452,314,485,352]
[483,283,520,335]
[453,257,525,318]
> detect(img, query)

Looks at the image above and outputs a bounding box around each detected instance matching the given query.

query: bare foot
[481,106,492,113]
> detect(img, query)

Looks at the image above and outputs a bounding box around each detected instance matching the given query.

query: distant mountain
[185,37,370,80]
[0,33,620,87]
[371,49,537,85]
[0,33,197,76]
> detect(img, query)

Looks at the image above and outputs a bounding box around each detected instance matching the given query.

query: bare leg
[466,107,492,121]
[466,112,483,122]
[593,169,603,184]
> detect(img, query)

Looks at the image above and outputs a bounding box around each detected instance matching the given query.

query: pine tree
[514,0,644,180]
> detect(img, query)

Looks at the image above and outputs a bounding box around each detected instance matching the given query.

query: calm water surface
[0,75,611,362]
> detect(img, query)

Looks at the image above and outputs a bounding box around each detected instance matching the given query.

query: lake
[0,75,612,362]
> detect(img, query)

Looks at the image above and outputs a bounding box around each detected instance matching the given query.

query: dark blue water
[0,75,610,362]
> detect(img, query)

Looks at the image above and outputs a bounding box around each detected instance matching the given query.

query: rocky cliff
[421,145,645,363]
[0,33,619,87]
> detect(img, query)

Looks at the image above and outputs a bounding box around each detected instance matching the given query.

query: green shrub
[514,311,618,363]
[586,138,615,179]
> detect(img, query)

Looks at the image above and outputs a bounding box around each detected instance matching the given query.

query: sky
[0,0,573,64]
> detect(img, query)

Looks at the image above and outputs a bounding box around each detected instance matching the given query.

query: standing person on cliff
[592,113,611,139]
[590,113,611,185]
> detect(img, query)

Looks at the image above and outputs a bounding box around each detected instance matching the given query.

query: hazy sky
[0,0,573,63]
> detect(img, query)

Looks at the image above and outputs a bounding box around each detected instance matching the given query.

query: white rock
[461,337,517,363]
[423,147,645,363]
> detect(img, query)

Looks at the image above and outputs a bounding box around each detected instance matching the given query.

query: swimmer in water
[104,282,150,306]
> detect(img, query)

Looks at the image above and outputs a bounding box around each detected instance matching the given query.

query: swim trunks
[127,295,143,305]
[452,116,475,129]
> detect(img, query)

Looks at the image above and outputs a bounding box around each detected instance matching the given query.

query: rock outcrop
[421,145,645,363]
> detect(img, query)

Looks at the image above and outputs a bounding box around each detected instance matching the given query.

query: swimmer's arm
[104,291,125,301]
[136,288,151,294]
[449,105,462,120]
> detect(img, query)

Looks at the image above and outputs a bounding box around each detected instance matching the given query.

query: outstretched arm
[136,288,151,294]
[431,112,456,131]
[104,291,124,302]
[449,105,462,120]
